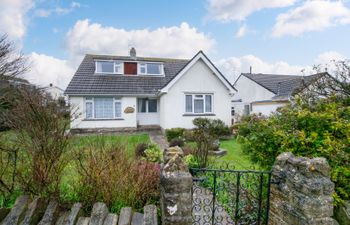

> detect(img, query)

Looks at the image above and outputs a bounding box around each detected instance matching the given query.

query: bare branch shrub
[0,34,28,80]
[74,140,160,213]
[300,60,350,102]
[4,87,70,197]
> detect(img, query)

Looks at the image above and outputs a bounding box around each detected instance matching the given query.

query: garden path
[149,131,168,151]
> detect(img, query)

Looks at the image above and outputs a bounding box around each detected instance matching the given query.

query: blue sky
[1,0,349,88]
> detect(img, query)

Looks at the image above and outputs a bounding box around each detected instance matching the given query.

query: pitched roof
[241,73,325,99]
[65,54,189,96]
[160,51,236,93]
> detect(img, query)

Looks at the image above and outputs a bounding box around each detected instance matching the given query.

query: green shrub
[135,143,148,158]
[184,154,200,168]
[237,97,350,204]
[169,138,185,147]
[183,130,195,142]
[165,128,185,141]
[210,119,232,137]
[143,144,163,163]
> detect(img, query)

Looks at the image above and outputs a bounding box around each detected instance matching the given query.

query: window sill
[182,113,216,117]
[83,118,124,121]
[137,112,158,114]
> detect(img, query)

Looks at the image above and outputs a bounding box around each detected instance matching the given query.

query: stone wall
[0,196,157,225]
[160,146,192,225]
[269,152,337,225]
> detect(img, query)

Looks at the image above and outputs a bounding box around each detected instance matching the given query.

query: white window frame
[137,98,158,113]
[184,93,213,114]
[95,60,124,74]
[85,97,122,119]
[138,62,164,76]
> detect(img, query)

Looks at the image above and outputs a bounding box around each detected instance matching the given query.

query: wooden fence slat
[118,207,132,225]
[143,205,157,225]
[20,197,47,225]
[103,213,118,225]
[64,203,82,225]
[131,212,143,225]
[90,202,109,225]
[38,201,60,225]
[76,217,90,225]
[1,195,30,225]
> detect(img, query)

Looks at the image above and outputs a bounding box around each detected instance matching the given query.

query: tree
[0,34,28,80]
[301,60,350,101]
[0,34,29,131]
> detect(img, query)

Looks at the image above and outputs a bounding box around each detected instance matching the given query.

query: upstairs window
[185,94,213,114]
[95,61,123,74]
[139,63,163,75]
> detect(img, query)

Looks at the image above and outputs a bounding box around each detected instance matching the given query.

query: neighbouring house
[42,83,68,107]
[42,83,65,101]
[65,49,236,131]
[231,72,325,117]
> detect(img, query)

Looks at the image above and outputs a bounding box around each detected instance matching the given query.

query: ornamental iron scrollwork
[191,164,272,225]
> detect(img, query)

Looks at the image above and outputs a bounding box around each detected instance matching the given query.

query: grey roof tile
[242,73,324,98]
[65,54,189,95]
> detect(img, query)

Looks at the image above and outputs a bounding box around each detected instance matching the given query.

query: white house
[232,73,324,117]
[65,49,236,131]
[43,83,66,101]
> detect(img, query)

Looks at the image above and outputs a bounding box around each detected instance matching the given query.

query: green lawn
[0,132,151,207]
[184,138,260,170]
[70,133,150,158]
[212,138,260,170]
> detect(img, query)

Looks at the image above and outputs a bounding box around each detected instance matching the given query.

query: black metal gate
[190,167,272,225]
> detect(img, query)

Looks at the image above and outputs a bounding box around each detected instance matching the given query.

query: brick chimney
[130,47,136,58]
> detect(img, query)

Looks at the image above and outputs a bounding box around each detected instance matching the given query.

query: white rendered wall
[232,75,276,116]
[160,59,232,129]
[69,96,137,129]
[252,102,287,115]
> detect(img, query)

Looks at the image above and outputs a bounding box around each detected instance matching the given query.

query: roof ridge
[86,54,190,62]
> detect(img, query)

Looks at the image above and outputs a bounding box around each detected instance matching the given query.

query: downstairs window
[85,97,122,119]
[185,94,213,114]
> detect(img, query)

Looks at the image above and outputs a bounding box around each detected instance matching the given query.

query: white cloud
[206,0,296,21]
[272,1,350,37]
[24,53,75,88]
[34,1,81,18]
[65,20,215,63]
[235,24,248,38]
[0,0,34,39]
[22,20,215,88]
[216,54,310,82]
[313,51,346,73]
[315,51,346,64]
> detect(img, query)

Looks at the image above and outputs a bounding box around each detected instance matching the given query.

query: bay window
[85,97,122,119]
[185,94,213,114]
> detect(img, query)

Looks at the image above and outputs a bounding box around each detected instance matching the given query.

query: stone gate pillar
[269,152,337,225]
[160,146,192,225]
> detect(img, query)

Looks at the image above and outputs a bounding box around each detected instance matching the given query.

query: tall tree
[0,34,28,80]
[0,34,29,131]
[301,60,350,101]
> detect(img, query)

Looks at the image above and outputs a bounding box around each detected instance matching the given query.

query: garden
[0,86,250,216]
[0,88,165,214]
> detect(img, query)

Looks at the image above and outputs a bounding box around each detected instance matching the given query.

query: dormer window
[139,63,163,75]
[95,61,123,74]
